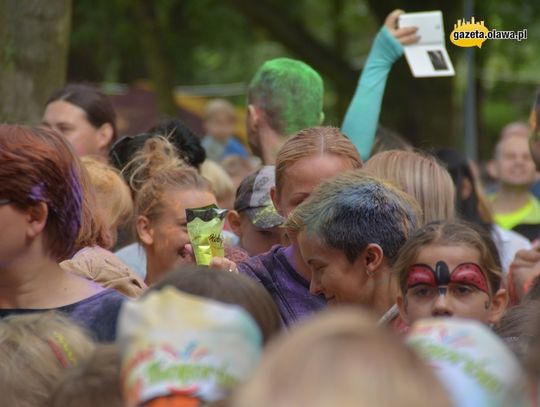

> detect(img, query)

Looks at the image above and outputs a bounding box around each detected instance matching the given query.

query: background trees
[2,0,538,160]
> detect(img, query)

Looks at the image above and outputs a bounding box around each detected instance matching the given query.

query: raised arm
[342,10,418,161]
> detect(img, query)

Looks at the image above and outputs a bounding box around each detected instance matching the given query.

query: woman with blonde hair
[232,308,452,407]
[238,126,362,326]
[120,137,240,284]
[364,149,456,225]
[0,312,95,407]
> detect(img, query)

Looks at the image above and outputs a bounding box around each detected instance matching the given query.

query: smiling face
[297,230,371,305]
[397,243,506,325]
[494,135,537,187]
[141,189,217,283]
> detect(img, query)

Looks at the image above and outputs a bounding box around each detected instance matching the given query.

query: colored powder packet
[186,204,227,266]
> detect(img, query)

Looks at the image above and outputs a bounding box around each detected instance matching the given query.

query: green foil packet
[186,204,227,266]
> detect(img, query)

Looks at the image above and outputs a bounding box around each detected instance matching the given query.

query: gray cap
[234,165,284,229]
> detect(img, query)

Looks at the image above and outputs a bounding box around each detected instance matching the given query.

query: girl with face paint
[395,220,509,327]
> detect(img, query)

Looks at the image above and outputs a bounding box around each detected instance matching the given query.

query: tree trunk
[0,0,72,124]
[130,0,178,117]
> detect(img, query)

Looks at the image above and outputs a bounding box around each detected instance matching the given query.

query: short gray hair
[286,170,420,264]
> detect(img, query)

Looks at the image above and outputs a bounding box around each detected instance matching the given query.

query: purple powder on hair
[28,182,47,201]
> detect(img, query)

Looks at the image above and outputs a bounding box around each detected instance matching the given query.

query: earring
[366,270,374,277]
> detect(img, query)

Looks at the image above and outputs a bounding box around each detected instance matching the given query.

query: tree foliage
[67,0,540,158]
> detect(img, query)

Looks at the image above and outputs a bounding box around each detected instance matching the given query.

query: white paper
[399,11,455,78]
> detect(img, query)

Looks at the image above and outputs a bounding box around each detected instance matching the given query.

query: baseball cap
[118,288,262,406]
[234,166,283,229]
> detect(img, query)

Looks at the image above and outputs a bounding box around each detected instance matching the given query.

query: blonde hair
[200,160,236,208]
[364,150,455,225]
[205,98,236,121]
[74,159,114,251]
[124,137,211,220]
[49,344,122,407]
[81,157,133,239]
[275,126,362,194]
[0,312,95,407]
[233,308,452,407]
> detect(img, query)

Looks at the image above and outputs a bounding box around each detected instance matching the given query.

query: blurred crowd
[3,8,540,407]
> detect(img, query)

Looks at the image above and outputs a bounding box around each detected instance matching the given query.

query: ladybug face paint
[405,261,490,298]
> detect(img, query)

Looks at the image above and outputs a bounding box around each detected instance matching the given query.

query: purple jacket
[238,245,326,326]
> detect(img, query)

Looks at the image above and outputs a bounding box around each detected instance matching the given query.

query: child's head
[204,99,237,141]
[49,344,122,407]
[81,156,133,246]
[200,159,236,209]
[227,166,284,256]
[148,265,282,344]
[0,312,95,407]
[221,155,256,190]
[395,220,508,325]
[233,308,452,407]
[125,137,216,283]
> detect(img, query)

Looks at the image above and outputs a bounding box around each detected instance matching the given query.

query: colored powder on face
[406,262,490,295]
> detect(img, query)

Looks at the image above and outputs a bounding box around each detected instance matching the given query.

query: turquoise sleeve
[341,26,404,161]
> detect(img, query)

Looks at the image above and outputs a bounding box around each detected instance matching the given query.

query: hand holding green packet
[186,204,228,265]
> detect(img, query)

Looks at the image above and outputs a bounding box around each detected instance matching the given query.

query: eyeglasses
[0,199,11,205]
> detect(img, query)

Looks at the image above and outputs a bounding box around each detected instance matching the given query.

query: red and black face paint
[405,261,490,296]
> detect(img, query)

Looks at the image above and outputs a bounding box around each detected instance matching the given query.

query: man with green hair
[247,58,324,164]
[246,10,418,164]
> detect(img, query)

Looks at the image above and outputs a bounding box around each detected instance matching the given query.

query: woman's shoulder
[64,289,126,342]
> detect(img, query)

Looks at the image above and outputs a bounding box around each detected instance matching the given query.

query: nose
[431,293,453,317]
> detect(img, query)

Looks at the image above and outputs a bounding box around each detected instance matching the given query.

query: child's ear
[397,294,410,325]
[488,288,509,325]
[227,210,242,237]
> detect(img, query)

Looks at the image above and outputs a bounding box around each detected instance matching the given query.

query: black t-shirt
[0,289,125,342]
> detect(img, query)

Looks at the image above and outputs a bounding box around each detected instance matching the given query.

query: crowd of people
[3,8,540,407]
